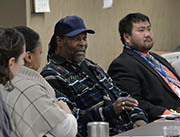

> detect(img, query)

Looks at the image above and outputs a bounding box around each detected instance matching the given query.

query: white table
[113,120,180,137]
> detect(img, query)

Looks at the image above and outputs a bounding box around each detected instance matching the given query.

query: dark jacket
[108,47,180,122]
[41,55,148,137]
[0,89,12,137]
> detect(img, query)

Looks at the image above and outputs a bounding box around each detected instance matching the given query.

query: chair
[161,52,180,77]
[171,60,180,77]
[161,52,180,64]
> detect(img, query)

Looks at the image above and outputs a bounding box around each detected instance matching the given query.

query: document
[103,0,113,9]
[34,0,50,13]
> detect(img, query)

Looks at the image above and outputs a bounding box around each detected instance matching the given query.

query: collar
[137,50,150,57]
[124,45,150,57]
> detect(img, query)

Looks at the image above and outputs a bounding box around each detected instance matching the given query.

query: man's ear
[9,57,15,71]
[25,51,32,64]
[124,33,131,45]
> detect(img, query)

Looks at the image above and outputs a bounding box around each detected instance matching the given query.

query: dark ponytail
[47,35,57,61]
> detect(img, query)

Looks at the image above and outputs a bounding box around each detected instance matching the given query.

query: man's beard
[131,41,153,53]
[73,56,85,64]
[72,47,86,65]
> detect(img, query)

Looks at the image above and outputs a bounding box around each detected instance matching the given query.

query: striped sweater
[41,55,148,137]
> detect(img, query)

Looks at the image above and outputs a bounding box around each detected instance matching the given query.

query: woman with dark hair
[2,26,77,137]
[14,26,41,71]
[0,27,26,137]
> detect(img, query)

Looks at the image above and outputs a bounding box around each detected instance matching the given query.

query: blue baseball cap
[54,16,95,37]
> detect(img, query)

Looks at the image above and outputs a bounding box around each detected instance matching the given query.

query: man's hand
[133,120,147,128]
[113,97,139,115]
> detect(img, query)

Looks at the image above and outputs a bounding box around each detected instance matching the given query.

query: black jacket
[108,47,180,122]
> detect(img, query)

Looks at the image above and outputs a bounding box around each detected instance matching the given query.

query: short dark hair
[14,26,40,52]
[119,13,151,45]
[0,27,25,88]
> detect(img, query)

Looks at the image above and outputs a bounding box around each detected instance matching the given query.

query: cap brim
[64,28,95,37]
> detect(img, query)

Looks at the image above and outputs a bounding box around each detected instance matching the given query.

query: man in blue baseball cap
[41,16,148,137]
[47,16,95,62]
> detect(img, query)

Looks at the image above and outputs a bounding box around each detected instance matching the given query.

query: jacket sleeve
[110,88,148,124]
[47,114,77,137]
[96,66,148,124]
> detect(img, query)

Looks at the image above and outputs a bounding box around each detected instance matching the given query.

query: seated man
[108,13,180,122]
[41,16,148,137]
